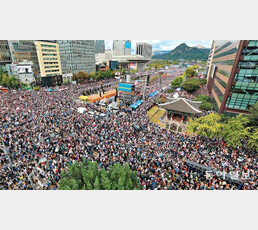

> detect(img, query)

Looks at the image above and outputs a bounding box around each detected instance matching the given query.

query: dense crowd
[0,68,257,190]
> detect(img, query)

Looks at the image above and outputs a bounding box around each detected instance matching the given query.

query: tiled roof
[159,98,202,114]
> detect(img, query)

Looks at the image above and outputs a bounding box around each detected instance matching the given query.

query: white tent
[77,107,86,114]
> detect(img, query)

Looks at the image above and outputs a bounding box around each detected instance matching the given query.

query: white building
[7,61,35,84]
[113,40,131,56]
[95,50,149,72]
[136,43,153,59]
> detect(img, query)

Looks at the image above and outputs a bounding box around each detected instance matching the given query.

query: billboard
[118,83,135,92]
[129,62,137,69]
[125,41,131,49]
[17,65,32,74]
[109,61,119,70]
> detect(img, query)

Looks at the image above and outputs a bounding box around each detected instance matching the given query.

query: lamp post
[159,70,164,86]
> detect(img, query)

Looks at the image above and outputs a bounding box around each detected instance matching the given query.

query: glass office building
[57,40,96,75]
[207,40,258,114]
[95,40,105,54]
[8,40,40,74]
[0,40,12,72]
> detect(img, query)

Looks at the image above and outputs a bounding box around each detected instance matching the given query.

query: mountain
[152,50,171,56]
[152,43,210,61]
[195,45,207,49]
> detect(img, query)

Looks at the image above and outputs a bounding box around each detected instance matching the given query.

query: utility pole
[142,74,148,100]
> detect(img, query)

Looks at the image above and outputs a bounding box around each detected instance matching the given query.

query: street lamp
[159,70,164,86]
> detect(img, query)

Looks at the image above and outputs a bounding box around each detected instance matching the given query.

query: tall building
[57,40,96,74]
[0,40,12,72]
[95,40,105,54]
[206,40,258,114]
[8,40,40,74]
[136,43,152,59]
[34,41,62,78]
[205,40,216,77]
[113,40,131,55]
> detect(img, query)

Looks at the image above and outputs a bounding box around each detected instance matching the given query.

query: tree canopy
[0,71,20,89]
[58,160,142,190]
[185,66,198,78]
[187,113,223,139]
[181,78,201,93]
[187,113,257,149]
[170,76,184,88]
[221,114,250,147]
[72,71,89,83]
[194,94,212,111]
[248,102,258,127]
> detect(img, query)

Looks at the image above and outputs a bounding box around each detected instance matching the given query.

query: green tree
[187,113,256,149]
[221,114,250,148]
[58,160,142,190]
[170,76,184,88]
[181,78,201,93]
[0,73,20,89]
[187,113,223,139]
[199,101,212,110]
[194,94,209,102]
[247,127,258,150]
[194,94,212,111]
[185,67,197,78]
[248,102,258,127]
[72,71,89,83]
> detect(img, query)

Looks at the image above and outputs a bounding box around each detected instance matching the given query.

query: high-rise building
[113,40,131,55]
[95,40,105,54]
[205,40,216,77]
[8,40,40,74]
[136,42,152,59]
[57,40,96,74]
[34,41,62,78]
[0,40,12,72]
[206,40,258,114]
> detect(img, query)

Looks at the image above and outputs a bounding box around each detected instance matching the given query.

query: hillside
[152,43,210,61]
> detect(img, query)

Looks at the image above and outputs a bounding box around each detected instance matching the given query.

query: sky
[105,40,211,54]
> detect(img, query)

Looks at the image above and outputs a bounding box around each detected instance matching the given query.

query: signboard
[118,83,135,92]
[125,41,131,49]
[129,62,137,69]
[109,61,119,70]
[17,65,32,74]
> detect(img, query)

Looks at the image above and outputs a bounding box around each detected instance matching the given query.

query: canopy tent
[148,90,160,97]
[77,107,86,114]
[88,89,116,103]
[130,100,143,109]
[79,95,89,101]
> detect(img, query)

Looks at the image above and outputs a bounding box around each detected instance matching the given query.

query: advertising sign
[118,83,135,92]
[125,41,131,49]
[129,62,137,70]
[17,65,32,74]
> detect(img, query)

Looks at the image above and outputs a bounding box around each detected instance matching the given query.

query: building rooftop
[159,98,202,114]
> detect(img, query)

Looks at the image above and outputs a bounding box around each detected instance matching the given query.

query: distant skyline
[105,40,211,54]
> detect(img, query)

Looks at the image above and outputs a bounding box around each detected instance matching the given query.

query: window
[42,49,57,52]
[41,44,56,48]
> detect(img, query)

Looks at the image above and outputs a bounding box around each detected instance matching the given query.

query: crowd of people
[0,67,257,190]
